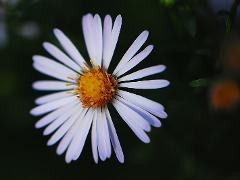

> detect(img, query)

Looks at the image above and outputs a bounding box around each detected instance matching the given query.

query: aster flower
[30,13,169,163]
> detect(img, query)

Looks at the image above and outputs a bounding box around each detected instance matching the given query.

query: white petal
[43,42,80,72]
[119,79,170,89]
[47,106,83,145]
[33,55,78,81]
[96,109,106,160]
[116,45,153,77]
[71,109,95,161]
[56,109,88,155]
[82,14,95,61]
[43,104,80,136]
[91,112,98,163]
[117,95,161,127]
[32,80,76,91]
[92,14,103,66]
[118,65,166,82]
[117,90,167,119]
[35,91,73,105]
[110,15,122,57]
[30,96,77,116]
[105,108,124,163]
[112,100,150,143]
[53,28,86,68]
[103,15,122,70]
[65,108,94,163]
[33,62,75,83]
[102,15,112,69]
[97,109,111,161]
[115,97,151,132]
[35,102,77,128]
[113,30,149,74]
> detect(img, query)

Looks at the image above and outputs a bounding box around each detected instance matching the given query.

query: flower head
[77,65,117,108]
[30,13,169,163]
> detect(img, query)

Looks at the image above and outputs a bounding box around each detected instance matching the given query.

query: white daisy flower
[30,13,169,164]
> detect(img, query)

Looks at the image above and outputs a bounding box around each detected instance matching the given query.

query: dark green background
[1,0,240,179]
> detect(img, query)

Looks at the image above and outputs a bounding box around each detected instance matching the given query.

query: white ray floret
[43,42,80,72]
[31,13,169,164]
[65,108,94,163]
[102,15,122,70]
[33,55,78,79]
[116,45,154,76]
[31,96,78,116]
[117,90,168,119]
[47,107,83,145]
[112,100,150,143]
[93,14,103,66]
[113,30,149,74]
[91,112,98,163]
[35,102,78,128]
[82,14,95,62]
[53,28,86,68]
[33,62,75,83]
[118,65,166,82]
[119,79,170,89]
[43,104,80,136]
[97,109,112,160]
[32,80,76,91]
[106,108,124,163]
[56,108,88,156]
[35,90,74,105]
[116,95,161,127]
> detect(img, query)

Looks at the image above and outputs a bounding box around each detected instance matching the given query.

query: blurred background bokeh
[1,0,240,179]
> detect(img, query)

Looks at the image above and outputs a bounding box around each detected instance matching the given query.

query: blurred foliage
[0,0,240,180]
[160,0,176,7]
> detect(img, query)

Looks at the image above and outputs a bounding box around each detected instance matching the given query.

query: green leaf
[190,78,208,88]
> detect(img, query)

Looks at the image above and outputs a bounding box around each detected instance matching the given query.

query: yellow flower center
[77,67,117,108]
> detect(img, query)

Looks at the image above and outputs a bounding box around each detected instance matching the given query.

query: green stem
[229,0,240,31]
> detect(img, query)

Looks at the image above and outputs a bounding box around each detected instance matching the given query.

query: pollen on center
[76,66,118,108]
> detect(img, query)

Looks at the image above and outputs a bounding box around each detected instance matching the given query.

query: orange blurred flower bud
[210,80,240,110]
